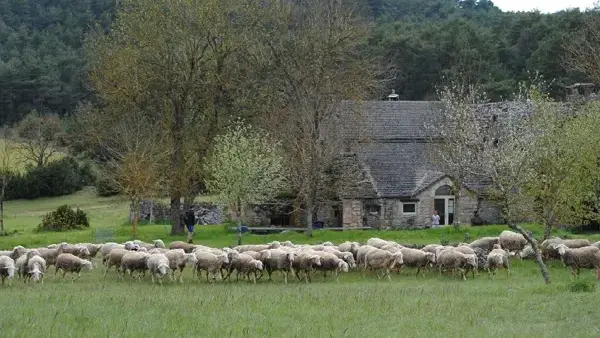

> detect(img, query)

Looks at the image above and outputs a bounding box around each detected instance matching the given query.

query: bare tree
[16,110,64,167]
[97,113,169,239]
[260,0,384,236]
[563,11,600,84]
[431,82,488,226]
[0,128,16,235]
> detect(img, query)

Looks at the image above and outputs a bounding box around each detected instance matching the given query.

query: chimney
[387,89,399,101]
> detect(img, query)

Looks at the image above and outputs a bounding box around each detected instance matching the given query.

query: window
[365,204,381,215]
[402,203,416,214]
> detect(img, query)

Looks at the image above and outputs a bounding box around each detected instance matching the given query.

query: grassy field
[2,188,600,337]
[0,138,64,172]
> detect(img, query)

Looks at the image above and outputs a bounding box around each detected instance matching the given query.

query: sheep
[519,245,535,260]
[120,251,151,280]
[552,244,600,279]
[472,247,489,270]
[133,239,167,251]
[147,253,171,285]
[169,241,199,253]
[194,251,230,282]
[499,230,528,254]
[356,245,378,268]
[487,244,510,277]
[542,238,591,260]
[165,249,198,283]
[437,249,477,280]
[76,243,103,258]
[468,237,499,251]
[322,247,357,269]
[26,255,47,283]
[149,248,169,254]
[292,252,322,283]
[0,256,15,286]
[15,249,41,279]
[592,241,600,250]
[363,249,404,281]
[399,248,436,276]
[309,251,350,282]
[61,245,91,259]
[366,238,400,249]
[226,253,265,284]
[99,243,126,265]
[281,241,296,248]
[0,246,26,260]
[338,241,361,259]
[421,244,442,254]
[104,248,129,277]
[261,249,294,284]
[55,253,93,281]
[36,244,68,272]
[234,243,280,253]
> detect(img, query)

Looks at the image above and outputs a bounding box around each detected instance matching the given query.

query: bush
[568,279,596,293]
[5,156,92,200]
[36,204,90,232]
[95,176,120,197]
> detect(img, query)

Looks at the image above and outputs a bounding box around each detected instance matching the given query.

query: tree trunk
[543,208,555,240]
[306,199,313,237]
[508,222,551,284]
[170,104,185,235]
[0,178,4,235]
[237,203,244,246]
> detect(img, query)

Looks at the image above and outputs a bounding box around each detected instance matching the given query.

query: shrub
[95,176,120,197]
[5,156,91,200]
[568,279,596,293]
[36,204,90,232]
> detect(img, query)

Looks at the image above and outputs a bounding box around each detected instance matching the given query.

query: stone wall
[341,177,504,229]
[131,200,223,225]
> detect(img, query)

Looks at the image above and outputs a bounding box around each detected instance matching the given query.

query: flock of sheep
[1,230,600,286]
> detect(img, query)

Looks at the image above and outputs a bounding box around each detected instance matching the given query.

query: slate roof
[339,100,532,199]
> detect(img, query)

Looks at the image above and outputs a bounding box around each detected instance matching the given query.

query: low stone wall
[131,200,224,225]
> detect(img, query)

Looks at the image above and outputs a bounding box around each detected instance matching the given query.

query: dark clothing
[184,210,195,226]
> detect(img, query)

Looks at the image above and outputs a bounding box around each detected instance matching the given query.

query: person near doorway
[432,210,440,228]
[184,208,196,244]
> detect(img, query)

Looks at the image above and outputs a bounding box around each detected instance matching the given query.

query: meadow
[2,188,600,337]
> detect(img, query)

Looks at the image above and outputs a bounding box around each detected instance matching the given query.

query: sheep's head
[158,264,170,276]
[390,252,403,269]
[310,255,321,266]
[465,254,478,269]
[6,266,15,279]
[12,246,26,259]
[185,253,198,266]
[29,267,43,282]
[260,250,272,260]
[218,253,229,264]
[286,253,294,263]
[228,251,240,261]
[124,241,136,251]
[79,247,91,258]
[282,241,295,247]
[269,241,281,249]
[322,241,334,246]
[253,260,263,270]
[153,239,166,248]
[342,253,356,269]
[81,260,93,271]
[338,261,349,272]
[425,252,436,264]
[553,244,568,256]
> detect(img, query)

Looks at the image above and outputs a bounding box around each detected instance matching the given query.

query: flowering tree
[206,121,287,242]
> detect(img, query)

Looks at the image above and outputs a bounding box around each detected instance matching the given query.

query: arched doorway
[434,185,455,226]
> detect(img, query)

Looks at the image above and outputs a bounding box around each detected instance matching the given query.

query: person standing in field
[184,207,196,244]
[432,210,440,228]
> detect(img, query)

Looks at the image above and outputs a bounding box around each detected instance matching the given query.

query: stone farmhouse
[336,100,504,229]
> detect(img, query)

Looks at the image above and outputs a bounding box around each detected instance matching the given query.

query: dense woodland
[0,0,594,125]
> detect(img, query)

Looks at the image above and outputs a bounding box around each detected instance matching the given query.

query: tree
[97,113,169,239]
[0,128,16,235]
[432,81,488,226]
[85,0,270,234]
[563,12,600,83]
[16,110,64,167]
[205,121,286,244]
[476,85,551,284]
[260,0,384,236]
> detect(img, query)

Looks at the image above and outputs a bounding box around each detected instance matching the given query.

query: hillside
[0,0,594,125]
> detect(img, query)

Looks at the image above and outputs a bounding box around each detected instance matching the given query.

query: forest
[0,0,594,125]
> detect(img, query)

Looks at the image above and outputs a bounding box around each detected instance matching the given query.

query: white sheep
[437,249,477,280]
[15,249,41,279]
[76,243,103,258]
[468,237,499,251]
[364,249,403,281]
[0,246,27,260]
[26,255,47,283]
[292,252,322,283]
[338,241,361,259]
[194,251,230,283]
[165,249,197,283]
[487,244,510,277]
[147,253,171,285]
[499,230,528,254]
[120,251,151,280]
[552,244,600,279]
[366,238,400,249]
[322,247,357,269]
[312,251,350,282]
[227,253,264,284]
[55,253,93,281]
[103,248,129,277]
[400,247,436,276]
[356,245,378,268]
[0,256,16,286]
[261,249,294,284]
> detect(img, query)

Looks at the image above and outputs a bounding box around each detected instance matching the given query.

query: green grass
[3,188,600,336]
[0,258,599,337]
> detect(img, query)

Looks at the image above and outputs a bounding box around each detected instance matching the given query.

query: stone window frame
[402,202,416,215]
